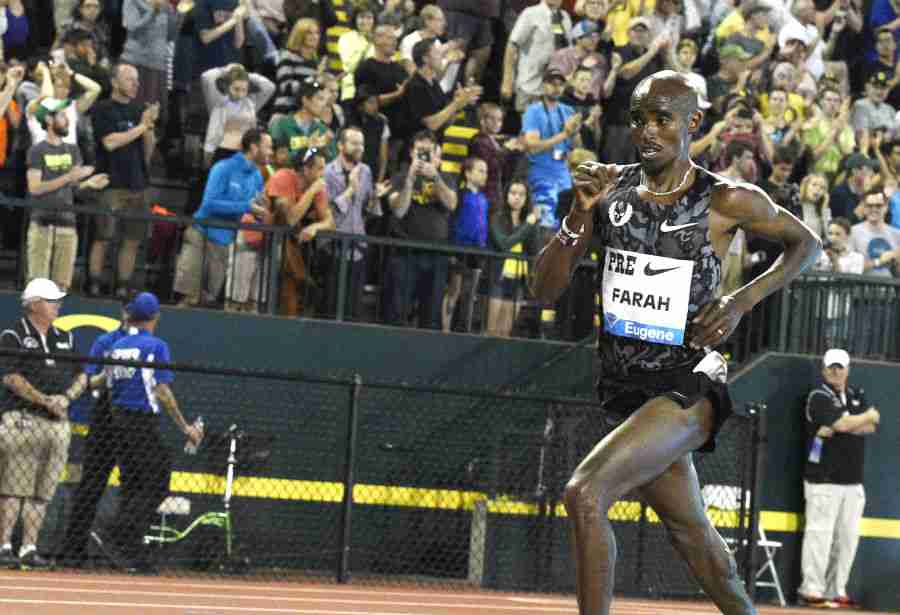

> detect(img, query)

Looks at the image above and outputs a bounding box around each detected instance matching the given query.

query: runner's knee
[563,477,614,520]
[669,523,737,578]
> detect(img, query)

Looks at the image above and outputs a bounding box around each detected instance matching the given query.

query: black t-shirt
[355,58,409,131]
[561,89,600,152]
[606,44,664,125]
[1,316,77,419]
[804,383,867,484]
[829,182,863,225]
[388,164,454,241]
[857,59,900,108]
[401,73,449,142]
[92,98,148,191]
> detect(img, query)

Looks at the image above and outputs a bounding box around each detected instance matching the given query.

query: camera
[822,240,834,251]
[417,149,431,163]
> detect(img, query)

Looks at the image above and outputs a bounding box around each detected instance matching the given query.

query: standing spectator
[830,153,876,224]
[349,84,390,185]
[270,76,335,163]
[271,17,323,117]
[802,82,855,182]
[88,292,201,573]
[646,0,683,48]
[485,179,538,337]
[61,29,112,99]
[399,5,464,93]
[849,186,900,277]
[437,0,499,86]
[521,67,581,240]
[227,195,274,313]
[384,130,457,329]
[267,147,334,316]
[120,0,177,131]
[0,64,24,248]
[54,0,113,62]
[858,28,900,110]
[316,72,345,138]
[501,0,573,113]
[173,129,270,307]
[799,348,879,609]
[442,156,489,331]
[851,72,897,158]
[866,0,900,62]
[549,19,608,97]
[0,279,85,570]
[323,127,388,319]
[26,98,109,291]
[761,86,803,151]
[560,66,603,154]
[201,62,275,168]
[798,173,832,240]
[88,63,158,298]
[400,38,481,148]
[469,102,523,218]
[601,18,667,163]
[25,62,103,148]
[875,137,900,185]
[194,0,247,77]
[814,217,864,274]
[1,0,28,61]
[338,4,376,103]
[354,24,409,160]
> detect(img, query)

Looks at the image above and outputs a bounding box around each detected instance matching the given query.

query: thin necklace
[640,160,696,197]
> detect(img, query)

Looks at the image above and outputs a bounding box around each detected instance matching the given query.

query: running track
[0,572,872,614]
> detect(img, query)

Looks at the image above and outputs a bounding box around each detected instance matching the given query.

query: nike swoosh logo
[644,263,680,276]
[660,221,698,232]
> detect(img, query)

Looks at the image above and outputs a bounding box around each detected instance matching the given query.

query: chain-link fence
[0,347,759,598]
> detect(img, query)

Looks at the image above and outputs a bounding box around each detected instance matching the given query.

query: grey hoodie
[120,0,177,72]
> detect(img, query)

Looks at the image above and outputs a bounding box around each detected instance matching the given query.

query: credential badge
[608,200,633,227]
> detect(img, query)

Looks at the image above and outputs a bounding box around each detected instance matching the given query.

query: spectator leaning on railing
[0,279,87,570]
[174,129,272,308]
[26,97,109,292]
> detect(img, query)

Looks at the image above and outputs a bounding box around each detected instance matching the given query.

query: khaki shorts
[0,411,71,501]
[95,189,149,241]
[26,222,78,290]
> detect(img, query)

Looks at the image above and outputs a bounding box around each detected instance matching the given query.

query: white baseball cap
[22,278,66,303]
[823,348,850,368]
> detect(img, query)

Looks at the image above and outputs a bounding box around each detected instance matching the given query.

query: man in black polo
[0,279,87,569]
[799,348,880,608]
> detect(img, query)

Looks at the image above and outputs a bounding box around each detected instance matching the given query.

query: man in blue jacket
[173,129,272,307]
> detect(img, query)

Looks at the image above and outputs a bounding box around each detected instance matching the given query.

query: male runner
[532,70,821,615]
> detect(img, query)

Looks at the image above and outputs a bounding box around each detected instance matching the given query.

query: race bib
[602,248,694,346]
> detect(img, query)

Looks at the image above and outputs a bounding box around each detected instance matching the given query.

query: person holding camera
[383,130,456,329]
[798,349,878,608]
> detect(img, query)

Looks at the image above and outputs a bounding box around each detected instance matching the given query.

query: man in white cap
[0,278,88,569]
[799,348,880,608]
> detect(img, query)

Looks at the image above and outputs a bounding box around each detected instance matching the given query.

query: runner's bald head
[631,70,699,119]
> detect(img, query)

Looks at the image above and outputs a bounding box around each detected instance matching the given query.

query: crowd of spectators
[1,0,900,337]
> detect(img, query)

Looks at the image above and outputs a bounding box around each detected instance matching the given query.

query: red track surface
[0,571,873,614]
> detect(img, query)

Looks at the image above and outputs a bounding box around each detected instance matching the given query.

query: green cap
[33,98,70,125]
[719,44,752,61]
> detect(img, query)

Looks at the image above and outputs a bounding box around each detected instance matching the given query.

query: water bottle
[184,416,204,455]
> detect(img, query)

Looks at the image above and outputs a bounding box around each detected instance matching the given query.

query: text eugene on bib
[601,247,695,346]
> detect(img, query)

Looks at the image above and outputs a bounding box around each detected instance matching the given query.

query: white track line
[0,599,471,614]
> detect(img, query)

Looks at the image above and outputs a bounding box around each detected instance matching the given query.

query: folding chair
[701,485,786,607]
[755,525,786,607]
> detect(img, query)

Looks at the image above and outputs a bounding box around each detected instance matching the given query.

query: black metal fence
[0,348,759,599]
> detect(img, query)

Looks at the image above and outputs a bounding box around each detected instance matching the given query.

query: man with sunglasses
[0,279,87,569]
[270,76,336,164]
[799,348,879,608]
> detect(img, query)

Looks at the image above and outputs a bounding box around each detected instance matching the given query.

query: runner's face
[630,79,698,175]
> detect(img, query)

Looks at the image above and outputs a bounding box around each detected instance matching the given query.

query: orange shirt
[0,101,21,168]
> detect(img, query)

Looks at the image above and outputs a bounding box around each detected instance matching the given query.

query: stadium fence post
[744,402,767,598]
[337,373,363,583]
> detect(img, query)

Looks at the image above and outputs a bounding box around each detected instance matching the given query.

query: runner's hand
[689,295,744,349]
[572,162,620,211]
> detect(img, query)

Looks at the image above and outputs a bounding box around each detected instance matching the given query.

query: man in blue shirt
[173,129,272,307]
[58,294,138,568]
[521,67,582,244]
[88,293,200,572]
